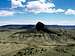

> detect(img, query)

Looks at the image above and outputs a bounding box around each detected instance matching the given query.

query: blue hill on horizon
[0,24,75,29]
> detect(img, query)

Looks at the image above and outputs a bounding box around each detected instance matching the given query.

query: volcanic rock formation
[35,22,45,31]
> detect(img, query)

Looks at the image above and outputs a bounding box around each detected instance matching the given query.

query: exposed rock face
[35,22,62,36]
[35,22,51,33]
[35,22,50,33]
[35,22,45,31]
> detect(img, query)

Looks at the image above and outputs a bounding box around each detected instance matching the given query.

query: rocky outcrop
[35,22,45,31]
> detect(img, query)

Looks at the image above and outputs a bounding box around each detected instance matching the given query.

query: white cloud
[65,9,75,15]
[55,9,65,13]
[39,0,46,3]
[0,10,14,16]
[26,1,56,13]
[11,0,25,8]
[10,0,75,15]
[20,0,26,2]
[25,1,66,14]
[11,0,65,14]
[46,2,55,7]
[26,1,49,10]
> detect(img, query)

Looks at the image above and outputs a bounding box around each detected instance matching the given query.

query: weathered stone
[35,22,45,31]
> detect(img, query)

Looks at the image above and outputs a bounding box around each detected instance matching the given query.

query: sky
[0,0,75,25]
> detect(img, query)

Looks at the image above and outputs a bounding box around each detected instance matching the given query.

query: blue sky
[0,0,75,25]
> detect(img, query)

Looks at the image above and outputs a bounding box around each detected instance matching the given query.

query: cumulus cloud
[65,9,75,15]
[20,0,26,2]
[25,0,66,14]
[55,9,65,13]
[0,10,14,16]
[11,0,65,14]
[10,0,75,15]
[11,0,25,8]
[25,1,56,13]
[39,0,46,3]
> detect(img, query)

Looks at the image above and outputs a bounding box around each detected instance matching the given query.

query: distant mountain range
[0,25,75,29]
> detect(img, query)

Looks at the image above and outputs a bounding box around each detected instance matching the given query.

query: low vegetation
[0,28,75,56]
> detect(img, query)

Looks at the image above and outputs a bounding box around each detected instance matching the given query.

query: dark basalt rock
[35,22,62,36]
[35,22,51,33]
[35,22,45,31]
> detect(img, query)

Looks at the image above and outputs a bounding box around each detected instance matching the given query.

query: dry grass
[0,29,75,56]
